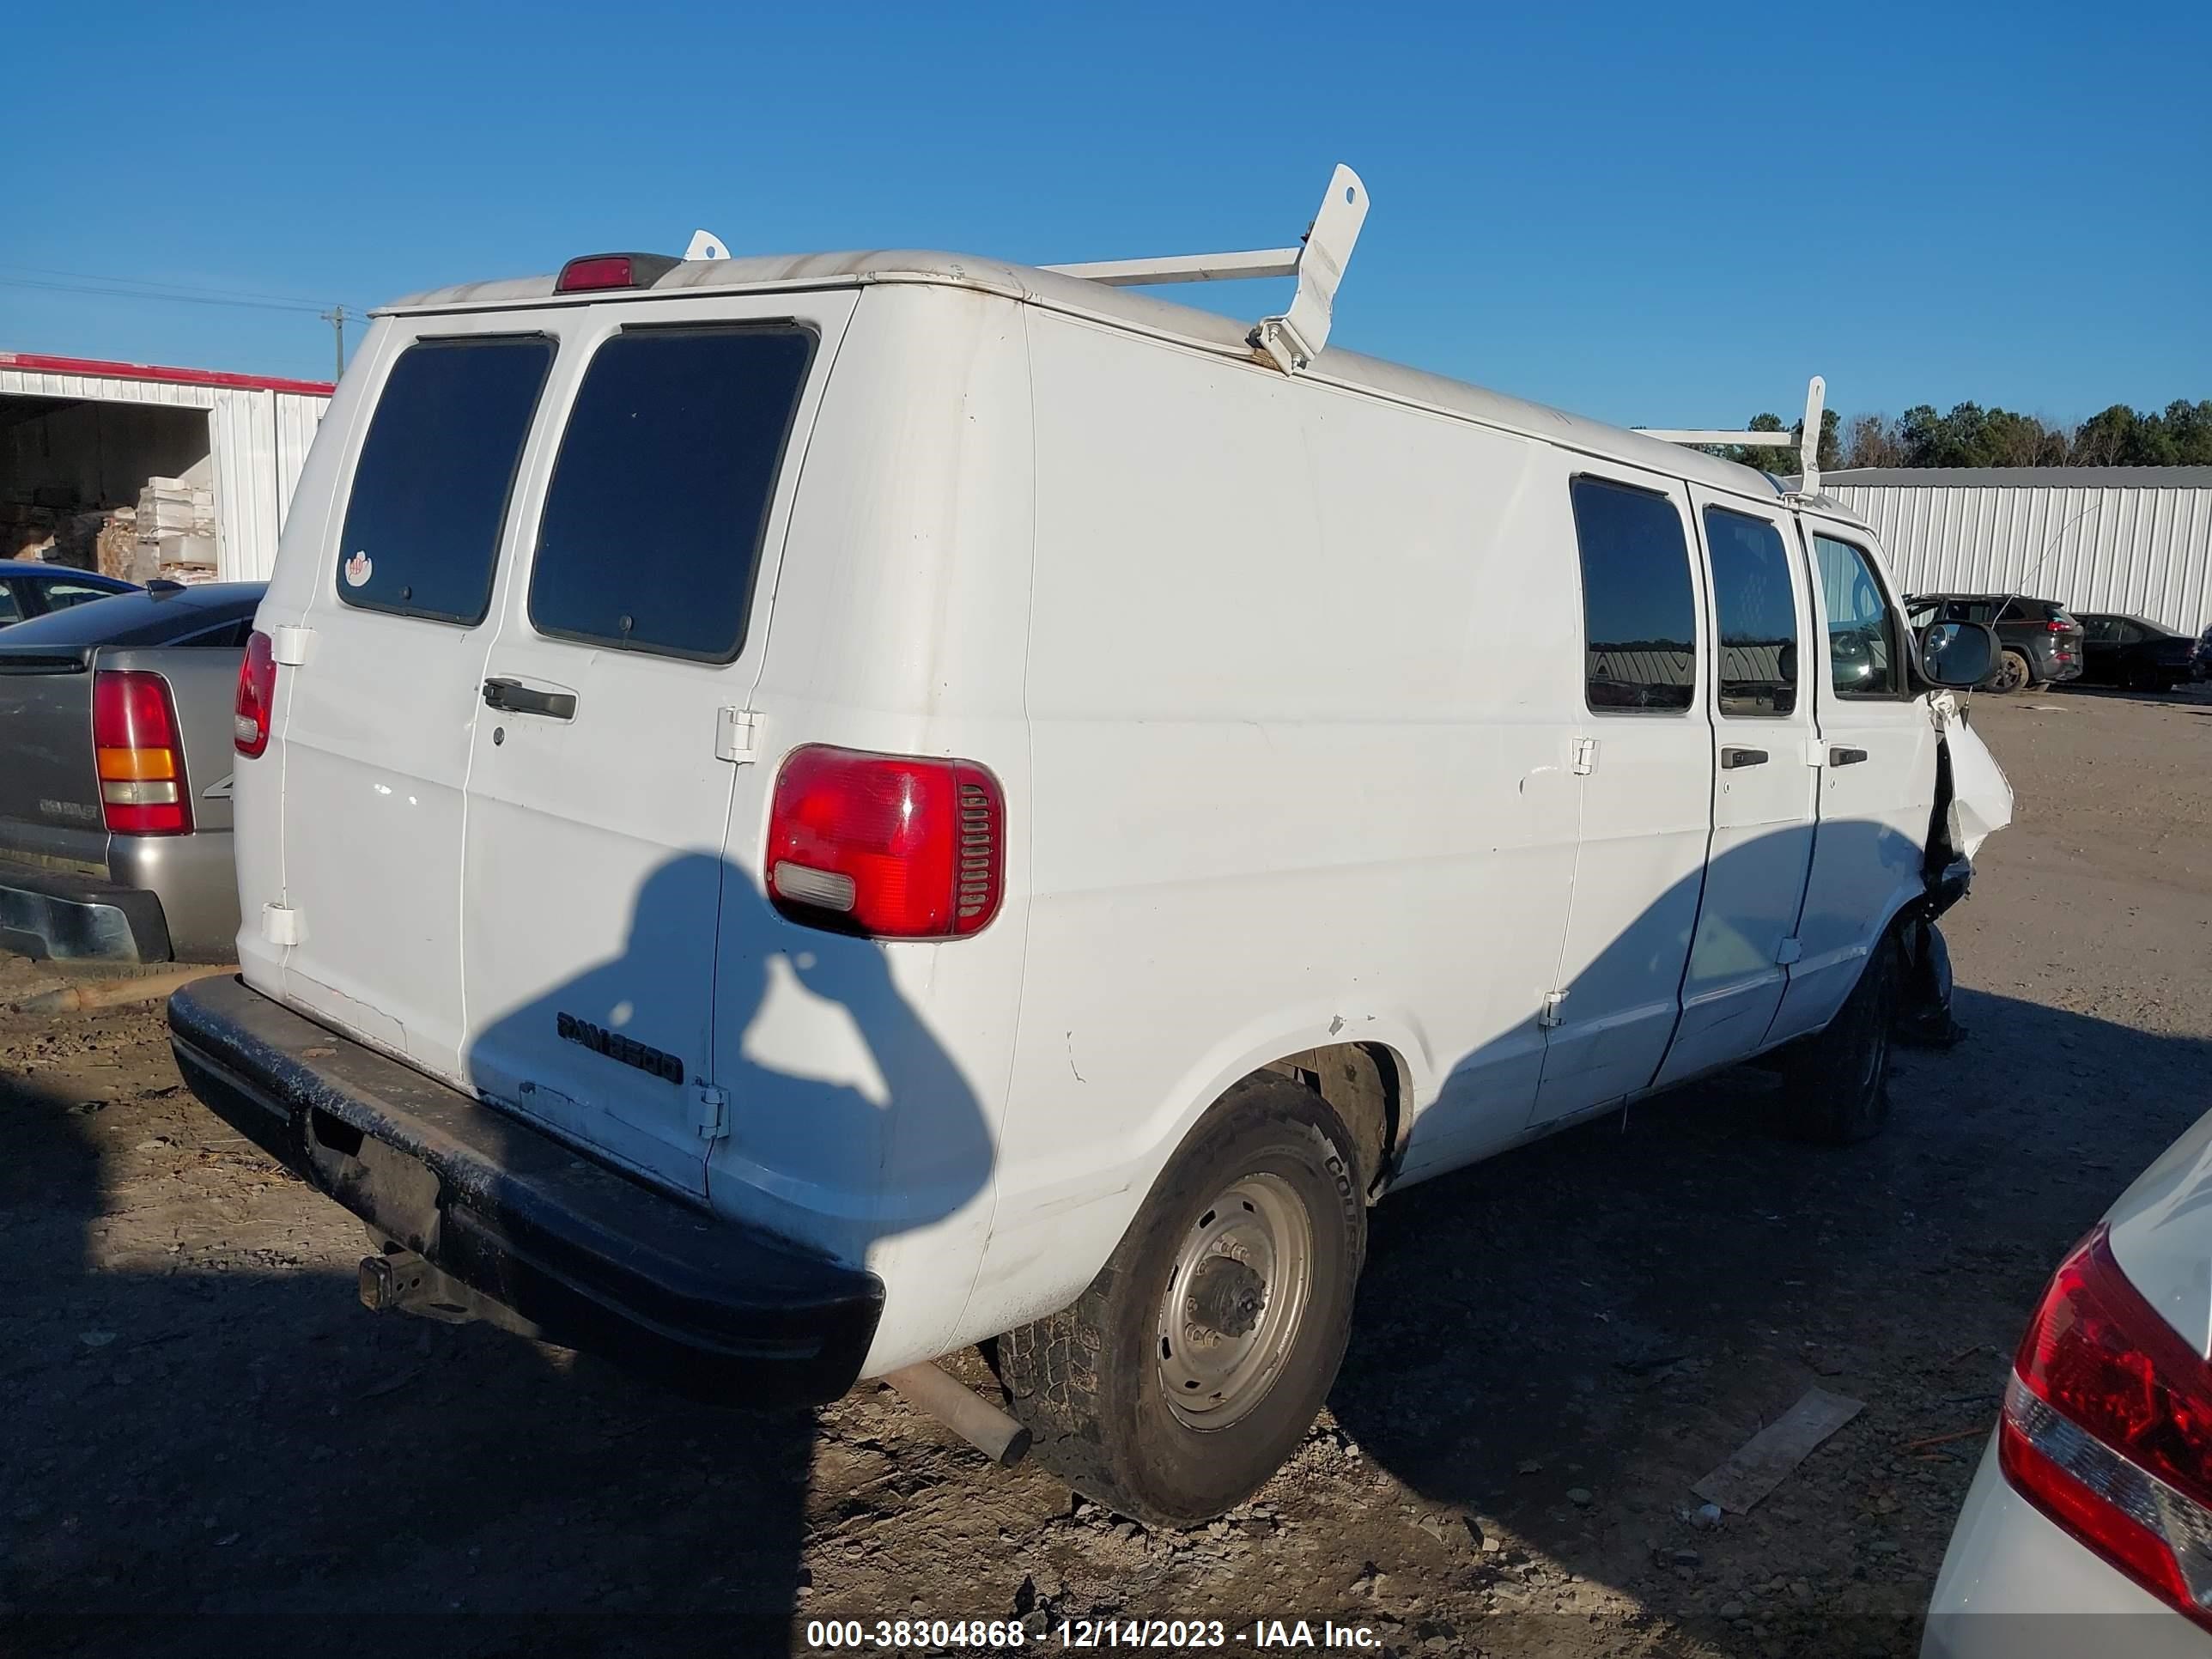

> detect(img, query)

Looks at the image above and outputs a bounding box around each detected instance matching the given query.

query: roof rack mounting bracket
[684,228,730,262]
[1042,163,1370,377]
[1249,164,1369,375]
[1794,374,1826,497]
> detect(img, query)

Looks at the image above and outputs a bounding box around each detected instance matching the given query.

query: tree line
[1707,398,2212,472]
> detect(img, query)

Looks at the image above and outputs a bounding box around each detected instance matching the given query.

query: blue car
[0,560,139,628]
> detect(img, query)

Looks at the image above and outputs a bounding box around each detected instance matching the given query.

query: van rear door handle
[1829,746,1869,766]
[482,678,577,720]
[1720,746,1769,769]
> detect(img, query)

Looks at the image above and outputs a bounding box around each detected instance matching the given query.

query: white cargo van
[170,168,2011,1526]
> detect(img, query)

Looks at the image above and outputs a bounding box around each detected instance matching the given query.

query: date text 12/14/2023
[802,1619,1382,1650]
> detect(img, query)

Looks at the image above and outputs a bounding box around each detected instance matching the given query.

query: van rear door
[1650,489,1820,1085]
[459,295,855,1198]
[275,324,562,1079]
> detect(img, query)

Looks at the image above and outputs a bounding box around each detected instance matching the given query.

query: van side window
[1569,477,1697,713]
[528,325,815,664]
[1703,507,1799,718]
[337,336,556,624]
[1812,534,1904,699]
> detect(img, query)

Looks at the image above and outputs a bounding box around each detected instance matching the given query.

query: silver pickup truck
[0,582,264,961]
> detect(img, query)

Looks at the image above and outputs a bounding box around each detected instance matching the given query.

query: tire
[1778,929,1901,1145]
[1990,649,2032,694]
[997,1076,1365,1527]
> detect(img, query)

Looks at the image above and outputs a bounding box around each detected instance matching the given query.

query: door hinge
[1775,937,1803,966]
[1571,737,1598,776]
[271,625,314,666]
[714,707,760,764]
[260,902,306,946]
[1539,990,1570,1029]
[693,1085,729,1141]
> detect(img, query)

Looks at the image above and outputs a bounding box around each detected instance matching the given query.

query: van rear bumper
[167,973,884,1405]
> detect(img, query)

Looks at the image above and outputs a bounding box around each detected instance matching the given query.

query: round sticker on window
[343,551,372,588]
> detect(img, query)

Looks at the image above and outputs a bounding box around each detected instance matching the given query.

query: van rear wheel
[996,1077,1364,1528]
[1777,929,1901,1145]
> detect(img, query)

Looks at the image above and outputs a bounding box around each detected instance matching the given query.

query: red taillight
[234,629,276,758]
[92,670,191,836]
[2047,620,2073,633]
[1997,1224,2212,1628]
[555,252,678,294]
[765,745,1004,939]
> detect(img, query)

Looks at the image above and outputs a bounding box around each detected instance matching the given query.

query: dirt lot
[5,686,2209,1659]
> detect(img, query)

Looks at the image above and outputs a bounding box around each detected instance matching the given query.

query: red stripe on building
[0,351,334,398]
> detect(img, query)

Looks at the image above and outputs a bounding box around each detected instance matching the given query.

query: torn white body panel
[1944,712,2015,860]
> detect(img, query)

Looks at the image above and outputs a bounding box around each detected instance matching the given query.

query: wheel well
[1263,1042,1404,1199]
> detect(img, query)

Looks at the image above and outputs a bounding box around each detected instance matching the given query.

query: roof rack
[1639,375,1828,496]
[1042,164,1370,376]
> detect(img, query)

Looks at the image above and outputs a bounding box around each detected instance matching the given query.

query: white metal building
[0,350,332,582]
[1821,467,2212,631]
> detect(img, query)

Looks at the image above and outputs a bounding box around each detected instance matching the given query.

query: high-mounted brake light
[1997,1224,2212,1630]
[765,745,1004,940]
[555,252,681,294]
[93,670,191,836]
[234,629,276,758]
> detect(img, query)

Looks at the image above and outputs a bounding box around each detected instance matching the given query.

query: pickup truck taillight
[234,629,276,758]
[1997,1224,2212,1630]
[765,744,1004,939]
[92,669,191,836]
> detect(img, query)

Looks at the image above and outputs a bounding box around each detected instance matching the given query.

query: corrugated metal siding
[208,391,276,580]
[0,367,327,582]
[271,392,323,538]
[1830,481,2212,631]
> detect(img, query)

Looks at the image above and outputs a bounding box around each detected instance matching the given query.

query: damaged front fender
[1936,700,2014,861]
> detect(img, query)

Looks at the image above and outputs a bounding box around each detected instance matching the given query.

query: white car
[166,166,2012,1527]
[1924,1109,2212,1656]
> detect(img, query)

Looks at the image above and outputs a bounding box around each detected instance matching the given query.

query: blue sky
[8,1,2206,430]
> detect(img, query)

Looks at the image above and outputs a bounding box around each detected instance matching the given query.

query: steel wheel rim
[1156,1172,1314,1430]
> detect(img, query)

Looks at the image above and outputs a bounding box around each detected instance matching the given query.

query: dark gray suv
[1905,593,2084,693]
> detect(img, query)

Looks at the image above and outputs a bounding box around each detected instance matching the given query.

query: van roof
[381,250,1784,501]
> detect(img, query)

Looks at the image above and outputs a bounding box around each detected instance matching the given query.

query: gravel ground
[3,684,2208,1658]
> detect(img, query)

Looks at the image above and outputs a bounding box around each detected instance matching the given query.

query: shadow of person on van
[437,852,997,1649]
[5,855,994,1659]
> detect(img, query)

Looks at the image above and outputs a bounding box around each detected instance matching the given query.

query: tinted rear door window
[1703,507,1800,717]
[337,336,556,624]
[528,325,815,663]
[1570,477,1698,712]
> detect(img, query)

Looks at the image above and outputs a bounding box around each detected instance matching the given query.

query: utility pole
[319,305,350,381]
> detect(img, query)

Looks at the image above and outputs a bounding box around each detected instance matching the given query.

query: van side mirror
[1920,620,1998,688]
